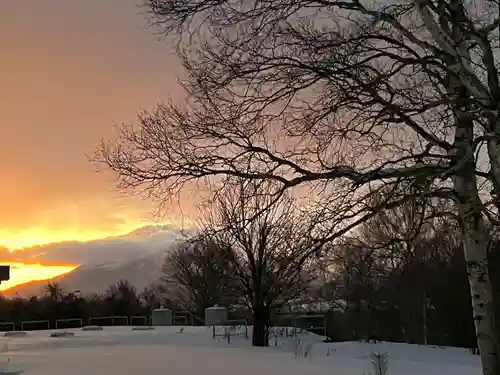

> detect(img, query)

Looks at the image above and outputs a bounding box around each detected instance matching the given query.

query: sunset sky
[0,1,185,287]
[0,263,77,291]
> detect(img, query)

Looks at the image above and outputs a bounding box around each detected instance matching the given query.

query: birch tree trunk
[417,0,500,369]
[457,186,500,375]
[486,130,500,213]
[452,115,500,375]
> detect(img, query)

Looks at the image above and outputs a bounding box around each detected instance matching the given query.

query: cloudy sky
[0,1,187,252]
[0,224,188,290]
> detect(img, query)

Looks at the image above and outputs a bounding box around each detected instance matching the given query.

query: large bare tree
[160,236,237,319]
[203,179,324,346]
[97,1,500,372]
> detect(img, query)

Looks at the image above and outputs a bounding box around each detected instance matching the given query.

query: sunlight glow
[0,217,195,250]
[0,228,130,250]
[0,262,77,291]
[0,221,178,250]
[0,218,194,291]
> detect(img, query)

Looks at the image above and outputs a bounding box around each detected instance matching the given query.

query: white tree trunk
[452,130,500,375]
[487,136,500,209]
[461,210,500,375]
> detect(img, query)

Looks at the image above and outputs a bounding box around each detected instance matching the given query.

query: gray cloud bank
[1,225,193,266]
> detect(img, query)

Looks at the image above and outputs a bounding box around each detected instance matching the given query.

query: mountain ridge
[2,224,195,297]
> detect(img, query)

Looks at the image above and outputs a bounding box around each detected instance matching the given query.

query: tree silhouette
[160,237,237,320]
[97,1,500,372]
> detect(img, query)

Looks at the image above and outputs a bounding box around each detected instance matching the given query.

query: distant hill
[3,252,165,297]
[2,224,195,298]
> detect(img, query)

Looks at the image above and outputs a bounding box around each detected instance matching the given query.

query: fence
[172,315,189,326]
[10,311,209,331]
[0,322,15,332]
[55,318,83,329]
[88,316,129,326]
[295,314,326,337]
[272,313,326,338]
[21,320,50,331]
[212,319,249,343]
[173,312,194,326]
[129,316,148,326]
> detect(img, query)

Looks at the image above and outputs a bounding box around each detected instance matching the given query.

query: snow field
[0,326,482,375]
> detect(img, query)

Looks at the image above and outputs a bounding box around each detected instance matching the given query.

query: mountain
[3,225,196,297]
[4,253,166,297]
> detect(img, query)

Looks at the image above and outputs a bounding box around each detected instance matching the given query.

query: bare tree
[97,1,500,372]
[203,179,324,346]
[43,283,65,302]
[140,285,163,311]
[346,190,456,343]
[160,236,237,319]
[334,212,473,345]
[104,280,142,316]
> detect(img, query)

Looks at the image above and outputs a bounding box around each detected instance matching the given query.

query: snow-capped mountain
[3,225,197,297]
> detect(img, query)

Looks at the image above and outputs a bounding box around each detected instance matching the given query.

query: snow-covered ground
[0,326,481,375]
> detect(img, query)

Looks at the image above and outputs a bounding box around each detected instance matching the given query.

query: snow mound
[132,327,155,331]
[3,331,26,337]
[81,326,103,331]
[50,331,75,338]
[0,368,23,375]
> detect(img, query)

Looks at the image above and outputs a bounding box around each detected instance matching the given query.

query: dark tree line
[0,280,160,329]
[323,198,479,347]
